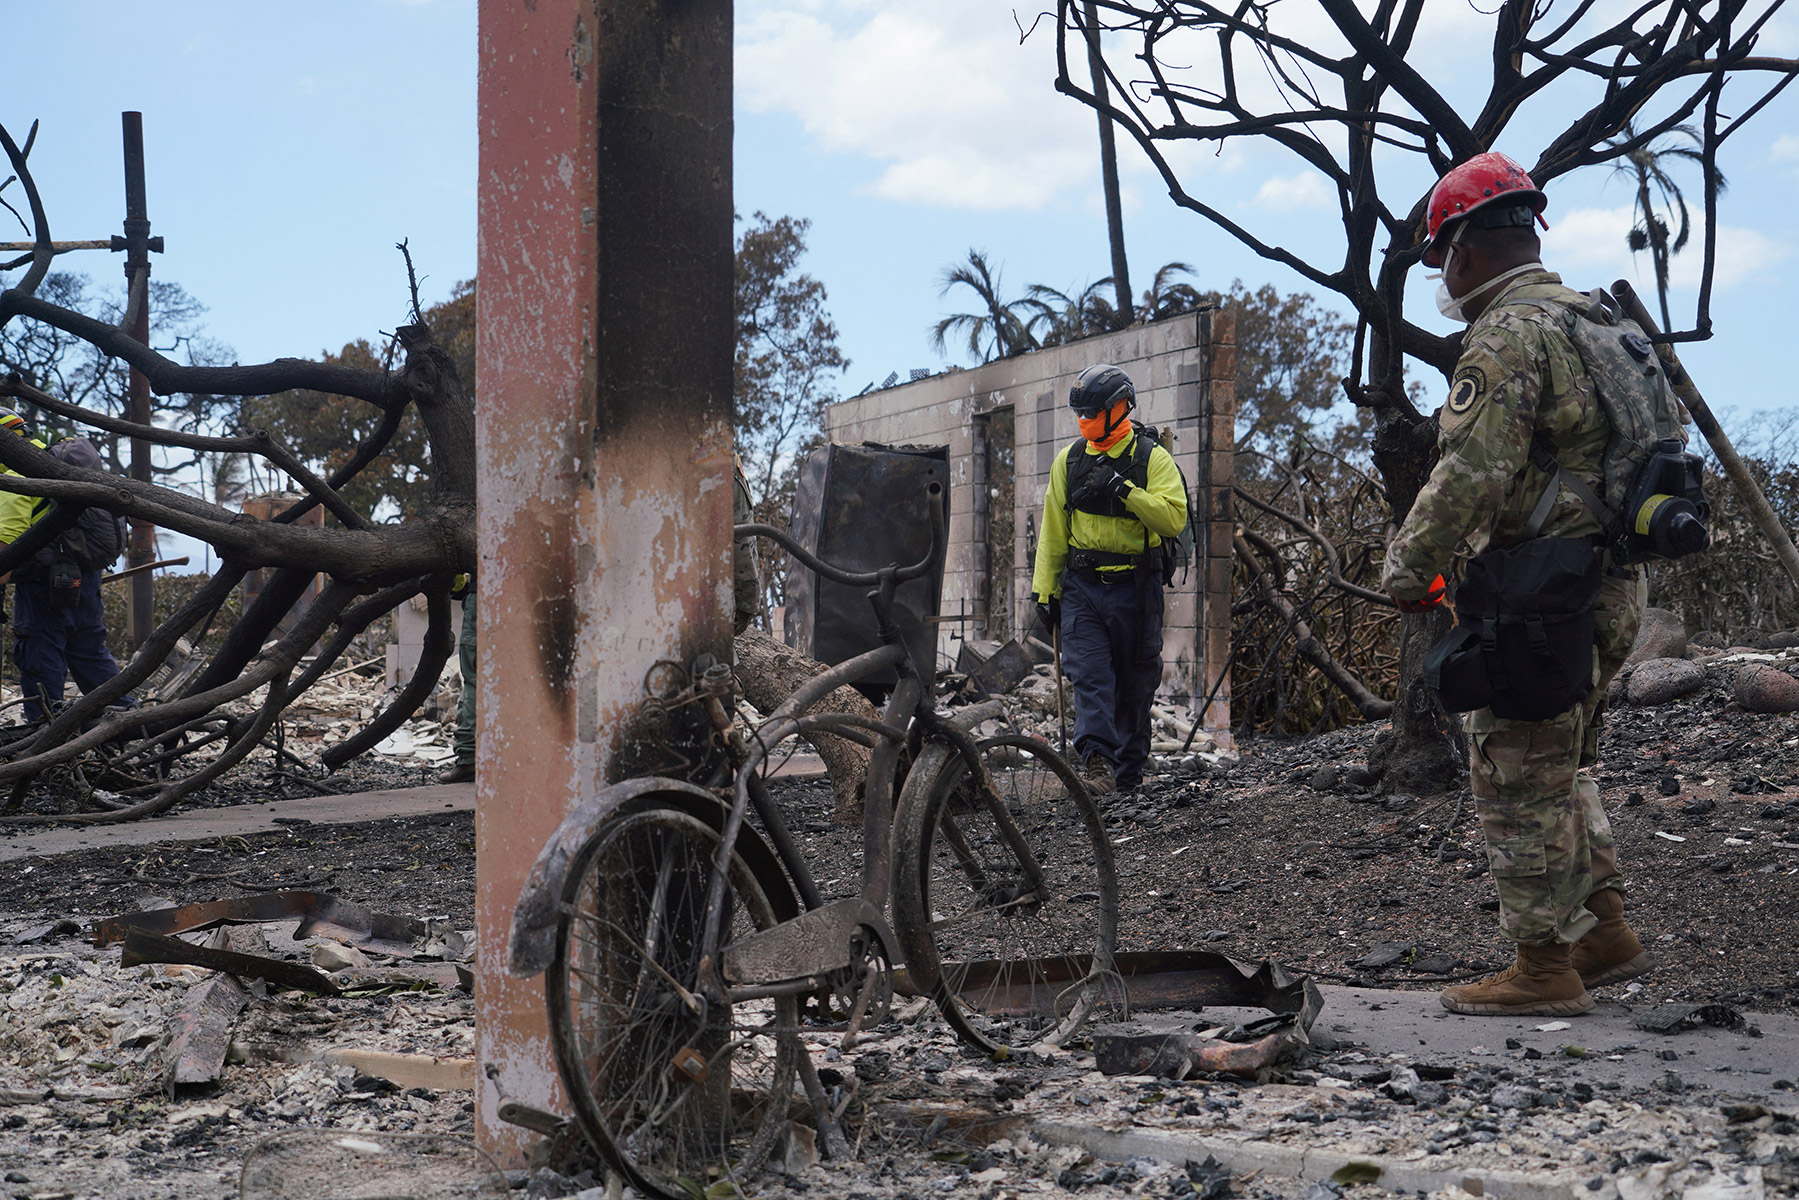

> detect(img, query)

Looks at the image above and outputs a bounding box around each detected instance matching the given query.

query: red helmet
[1421,152,1547,267]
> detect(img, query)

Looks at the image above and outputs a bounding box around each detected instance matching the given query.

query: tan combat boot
[1081,753,1117,797]
[1440,941,1594,1016]
[1571,888,1653,987]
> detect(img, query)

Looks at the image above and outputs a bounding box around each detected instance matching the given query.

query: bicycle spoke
[547,806,800,1199]
[895,735,1118,1054]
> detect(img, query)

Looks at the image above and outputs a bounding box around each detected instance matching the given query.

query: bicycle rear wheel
[893,733,1118,1054]
[547,806,799,1198]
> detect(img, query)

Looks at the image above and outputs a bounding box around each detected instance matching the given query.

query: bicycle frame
[698,484,944,985]
[509,480,1053,1005]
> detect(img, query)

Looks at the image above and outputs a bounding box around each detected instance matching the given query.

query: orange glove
[1393,574,1446,614]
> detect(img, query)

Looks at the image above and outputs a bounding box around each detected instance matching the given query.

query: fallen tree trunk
[735,630,876,823]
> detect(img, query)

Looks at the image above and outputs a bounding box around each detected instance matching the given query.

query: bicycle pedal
[670,1046,709,1083]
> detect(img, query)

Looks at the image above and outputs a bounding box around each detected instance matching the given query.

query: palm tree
[1021,278,1121,347]
[1081,0,1134,324]
[930,250,1038,362]
[1605,121,1727,332]
[1139,261,1206,320]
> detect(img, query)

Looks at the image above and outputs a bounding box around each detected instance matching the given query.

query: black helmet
[1068,364,1135,418]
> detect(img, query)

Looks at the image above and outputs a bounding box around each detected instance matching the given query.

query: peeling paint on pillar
[475,0,734,1161]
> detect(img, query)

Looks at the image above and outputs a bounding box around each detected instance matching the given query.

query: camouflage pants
[1466,565,1646,944]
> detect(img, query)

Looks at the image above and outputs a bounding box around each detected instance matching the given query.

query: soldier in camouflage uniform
[1382,153,1652,1016]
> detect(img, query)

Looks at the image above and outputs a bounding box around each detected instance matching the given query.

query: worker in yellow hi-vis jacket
[1031,365,1186,797]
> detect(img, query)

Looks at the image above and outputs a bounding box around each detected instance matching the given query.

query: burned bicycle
[506,483,1118,1198]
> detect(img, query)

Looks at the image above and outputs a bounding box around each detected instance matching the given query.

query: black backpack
[45,438,126,573]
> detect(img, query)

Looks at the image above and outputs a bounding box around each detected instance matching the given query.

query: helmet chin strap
[1102,397,1130,441]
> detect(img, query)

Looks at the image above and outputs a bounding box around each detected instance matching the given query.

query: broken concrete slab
[1315,984,1797,1107]
[1030,1118,1595,1200]
[0,782,475,865]
[239,1129,507,1200]
[231,1045,476,1091]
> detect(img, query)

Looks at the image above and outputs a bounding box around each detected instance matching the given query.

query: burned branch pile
[1231,438,1397,739]
[0,120,474,822]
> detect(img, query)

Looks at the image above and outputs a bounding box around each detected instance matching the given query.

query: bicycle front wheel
[893,733,1118,1054]
[547,806,799,1198]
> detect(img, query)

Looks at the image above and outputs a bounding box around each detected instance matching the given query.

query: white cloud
[737,2,1195,211]
[1253,173,1334,212]
[1541,204,1788,293]
[1772,134,1799,169]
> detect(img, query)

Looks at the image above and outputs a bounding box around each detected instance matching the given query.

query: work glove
[1035,595,1061,637]
[1068,461,1131,509]
[1392,573,1447,615]
[1095,460,1133,502]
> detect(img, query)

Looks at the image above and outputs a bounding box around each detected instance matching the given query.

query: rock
[1626,658,1705,706]
[1625,606,1688,666]
[1768,629,1799,650]
[1658,775,1681,796]
[1352,941,1414,969]
[1490,1083,1539,1110]
[1308,764,1340,791]
[1736,664,1799,713]
[310,942,370,972]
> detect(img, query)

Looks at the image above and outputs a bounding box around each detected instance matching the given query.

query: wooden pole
[1613,278,1799,591]
[121,112,157,652]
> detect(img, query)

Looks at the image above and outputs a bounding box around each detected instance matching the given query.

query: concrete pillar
[475,0,734,1160]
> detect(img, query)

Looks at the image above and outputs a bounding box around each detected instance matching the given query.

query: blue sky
[4,0,1797,462]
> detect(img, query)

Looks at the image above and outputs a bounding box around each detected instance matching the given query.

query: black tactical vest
[1064,431,1152,520]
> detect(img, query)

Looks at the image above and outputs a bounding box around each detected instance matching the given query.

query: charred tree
[734,630,878,823]
[0,120,474,823]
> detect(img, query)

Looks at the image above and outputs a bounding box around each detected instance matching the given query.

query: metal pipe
[1613,278,1799,591]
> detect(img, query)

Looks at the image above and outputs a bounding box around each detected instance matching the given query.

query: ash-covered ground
[1,642,1796,1198]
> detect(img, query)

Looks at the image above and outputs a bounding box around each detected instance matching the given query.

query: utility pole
[117,112,157,654]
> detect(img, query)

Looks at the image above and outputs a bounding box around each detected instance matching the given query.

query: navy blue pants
[1059,568,1164,789]
[14,572,123,722]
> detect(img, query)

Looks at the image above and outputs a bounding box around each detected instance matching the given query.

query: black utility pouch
[1424,538,1601,721]
[50,560,82,608]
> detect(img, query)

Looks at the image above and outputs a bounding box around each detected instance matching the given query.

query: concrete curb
[1029,1118,1581,1199]
[0,783,474,863]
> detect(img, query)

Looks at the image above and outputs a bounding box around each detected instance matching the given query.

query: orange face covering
[1077,400,1133,452]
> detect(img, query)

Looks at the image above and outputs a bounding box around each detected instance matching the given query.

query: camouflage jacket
[1382,268,1610,600]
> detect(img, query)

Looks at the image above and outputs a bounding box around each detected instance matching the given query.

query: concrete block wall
[821,309,1236,737]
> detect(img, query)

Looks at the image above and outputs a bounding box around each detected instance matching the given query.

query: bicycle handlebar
[735,481,944,587]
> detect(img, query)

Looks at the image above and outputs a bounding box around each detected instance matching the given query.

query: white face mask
[1437,261,1538,325]
[1436,280,1469,323]
[1432,244,1465,321]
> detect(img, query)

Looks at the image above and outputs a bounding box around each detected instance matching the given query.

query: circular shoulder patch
[1447,373,1482,415]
